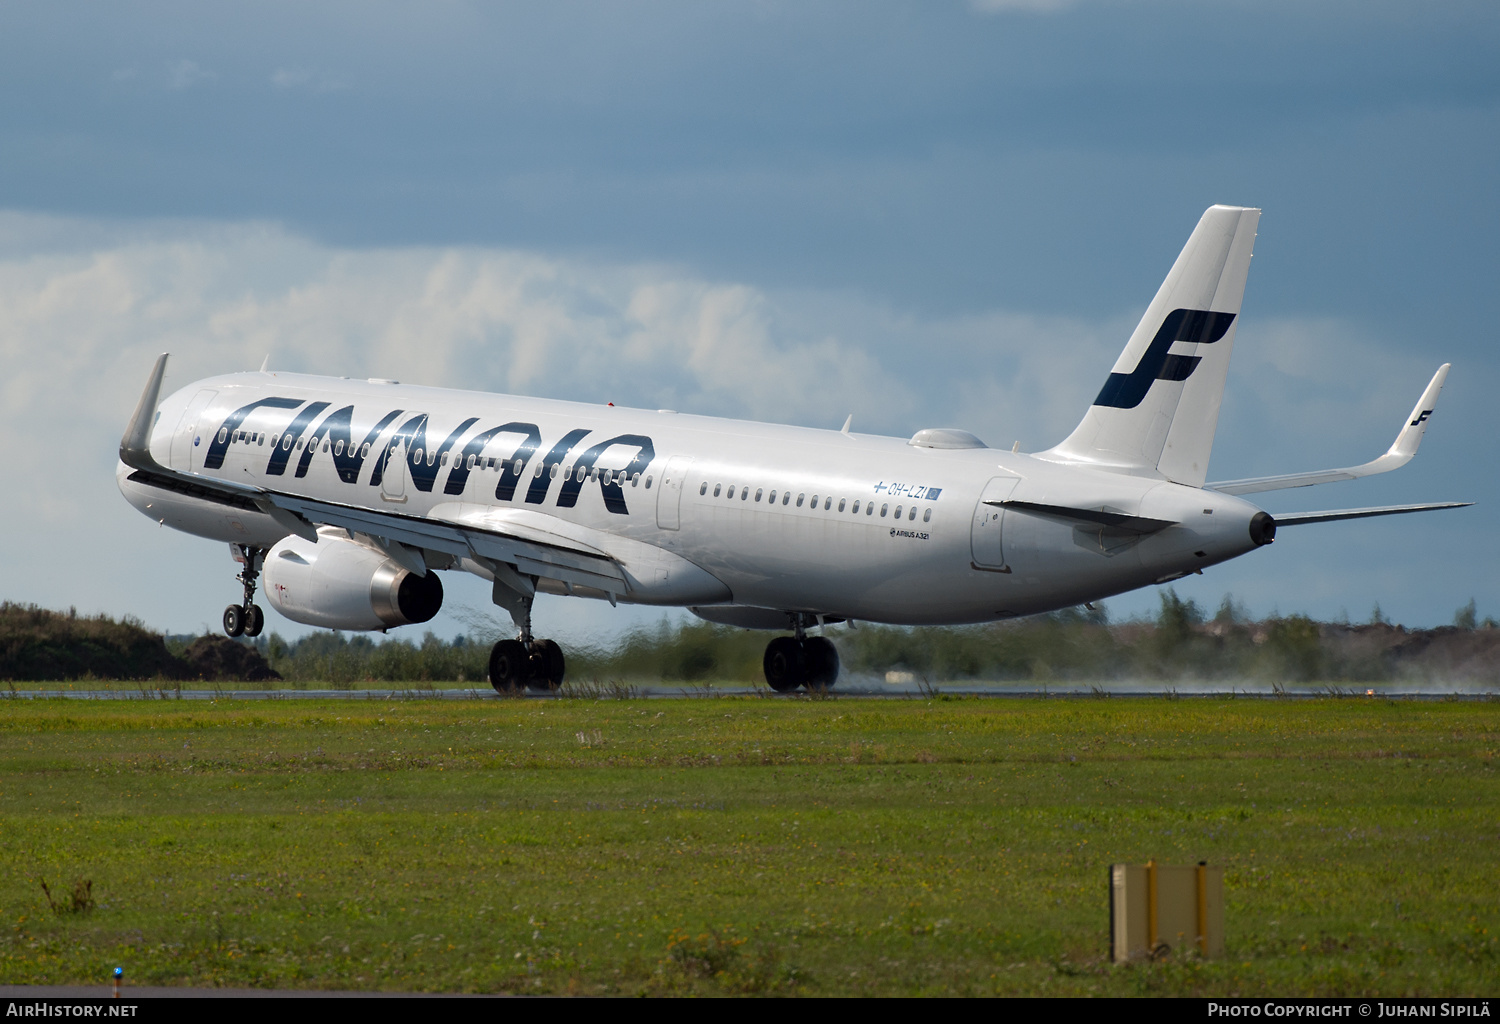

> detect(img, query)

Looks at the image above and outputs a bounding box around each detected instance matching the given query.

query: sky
[1,0,1497,644]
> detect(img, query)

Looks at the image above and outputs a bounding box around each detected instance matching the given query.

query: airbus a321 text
[118,206,1469,691]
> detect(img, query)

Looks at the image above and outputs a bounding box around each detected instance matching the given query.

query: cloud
[968,0,1079,13]
[271,68,347,92]
[168,59,214,90]
[0,210,1465,637]
[270,68,313,89]
[0,211,1118,631]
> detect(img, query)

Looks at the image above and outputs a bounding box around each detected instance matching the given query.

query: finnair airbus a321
[118,206,1468,691]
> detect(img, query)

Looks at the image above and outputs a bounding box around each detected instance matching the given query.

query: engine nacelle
[263,534,443,631]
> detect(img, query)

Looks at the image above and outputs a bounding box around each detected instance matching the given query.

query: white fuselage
[119,371,1270,626]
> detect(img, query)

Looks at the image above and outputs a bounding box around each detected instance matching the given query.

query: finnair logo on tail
[1093,308,1236,410]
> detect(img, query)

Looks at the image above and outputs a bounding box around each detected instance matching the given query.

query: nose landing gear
[223,545,267,638]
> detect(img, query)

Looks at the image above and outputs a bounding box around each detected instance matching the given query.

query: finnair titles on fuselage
[118,206,1468,691]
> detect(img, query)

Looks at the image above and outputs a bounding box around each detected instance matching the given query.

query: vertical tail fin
[1042,205,1260,486]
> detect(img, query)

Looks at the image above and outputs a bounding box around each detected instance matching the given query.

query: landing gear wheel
[244,605,265,638]
[804,636,839,690]
[488,639,529,693]
[528,639,565,690]
[223,605,245,638]
[763,635,806,693]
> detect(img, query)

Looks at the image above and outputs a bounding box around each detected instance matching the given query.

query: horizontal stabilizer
[1210,364,1450,495]
[992,499,1177,534]
[1271,501,1471,527]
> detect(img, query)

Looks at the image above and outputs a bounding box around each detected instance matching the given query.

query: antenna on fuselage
[840,414,852,436]
[259,355,270,373]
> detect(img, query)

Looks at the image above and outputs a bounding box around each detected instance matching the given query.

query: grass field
[1,694,1495,996]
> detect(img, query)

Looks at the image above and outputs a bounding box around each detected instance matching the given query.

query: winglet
[119,353,169,472]
[1387,363,1449,460]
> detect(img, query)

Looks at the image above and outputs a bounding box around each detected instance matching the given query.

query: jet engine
[263,534,443,631]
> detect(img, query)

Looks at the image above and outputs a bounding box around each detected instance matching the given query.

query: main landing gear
[488,636,566,693]
[763,615,840,692]
[486,580,565,693]
[223,544,266,638]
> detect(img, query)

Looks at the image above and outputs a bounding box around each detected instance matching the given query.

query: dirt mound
[0,603,190,681]
[180,636,282,682]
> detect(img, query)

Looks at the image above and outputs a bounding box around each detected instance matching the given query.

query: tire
[763,635,806,692]
[488,639,529,693]
[531,638,566,689]
[244,605,265,637]
[223,605,244,638]
[804,636,839,689]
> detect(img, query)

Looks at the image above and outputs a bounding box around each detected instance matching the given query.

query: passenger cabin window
[894,505,902,518]
[699,482,708,495]
[755,488,763,502]
[713,483,721,497]
[881,503,889,517]
[335,440,344,455]
[867,503,875,516]
[797,493,805,507]
[631,473,640,487]
[923,508,932,522]
[824,497,832,510]
[218,428,228,444]
[362,444,371,458]
[768,489,776,503]
[838,498,846,512]
[549,464,559,480]
[909,507,917,521]
[283,435,293,450]
[782,492,790,505]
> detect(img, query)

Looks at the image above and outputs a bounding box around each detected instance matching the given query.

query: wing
[1208,364,1450,496]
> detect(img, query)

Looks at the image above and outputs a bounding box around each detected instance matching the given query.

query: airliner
[118,205,1468,691]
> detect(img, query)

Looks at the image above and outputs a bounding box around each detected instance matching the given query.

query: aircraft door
[381,441,410,503]
[655,455,693,530]
[171,389,219,471]
[970,475,1020,570]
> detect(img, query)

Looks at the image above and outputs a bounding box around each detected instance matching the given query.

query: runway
[4,685,1494,700]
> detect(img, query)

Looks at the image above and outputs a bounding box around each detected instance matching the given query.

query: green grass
[1,695,1496,996]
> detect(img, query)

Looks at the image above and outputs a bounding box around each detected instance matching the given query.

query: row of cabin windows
[218,426,653,490]
[697,480,932,523]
